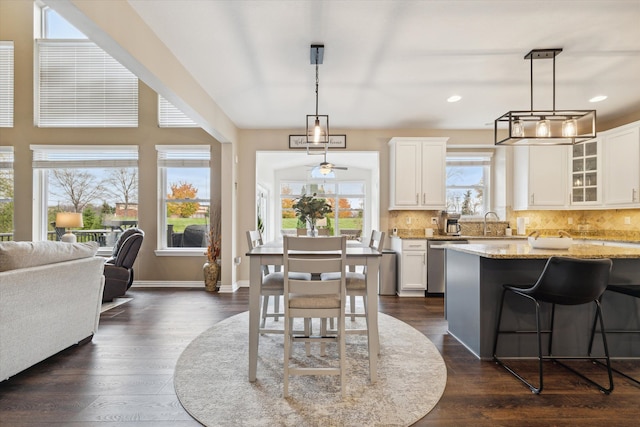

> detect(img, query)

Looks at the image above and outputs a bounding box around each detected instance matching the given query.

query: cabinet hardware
[423,193,426,204]
[633,188,637,203]
[416,193,419,204]
[530,194,535,204]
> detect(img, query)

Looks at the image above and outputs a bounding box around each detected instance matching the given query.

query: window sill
[154,249,207,257]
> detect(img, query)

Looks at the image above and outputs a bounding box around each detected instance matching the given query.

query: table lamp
[56,212,83,243]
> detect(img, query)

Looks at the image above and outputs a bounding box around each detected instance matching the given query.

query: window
[35,8,138,127]
[158,95,198,127]
[157,145,211,252]
[0,147,14,241]
[446,153,492,217]
[0,41,14,127]
[31,145,139,247]
[280,181,365,239]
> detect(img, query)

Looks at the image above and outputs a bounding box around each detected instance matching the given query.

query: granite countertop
[390,234,526,241]
[443,240,640,259]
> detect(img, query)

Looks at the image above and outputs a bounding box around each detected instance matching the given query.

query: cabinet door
[421,142,446,208]
[400,251,427,291]
[570,139,601,206]
[528,145,568,207]
[603,126,640,206]
[393,141,421,207]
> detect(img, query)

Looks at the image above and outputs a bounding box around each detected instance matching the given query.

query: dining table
[245,238,383,383]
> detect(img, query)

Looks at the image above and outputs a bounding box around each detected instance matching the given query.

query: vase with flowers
[204,207,221,291]
[292,193,333,236]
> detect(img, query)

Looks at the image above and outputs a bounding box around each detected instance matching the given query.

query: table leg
[248,257,262,382]
[366,256,380,383]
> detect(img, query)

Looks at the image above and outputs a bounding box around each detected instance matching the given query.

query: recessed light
[589,95,607,103]
[447,95,462,103]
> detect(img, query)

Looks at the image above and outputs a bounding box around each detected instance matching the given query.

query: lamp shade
[55,212,83,228]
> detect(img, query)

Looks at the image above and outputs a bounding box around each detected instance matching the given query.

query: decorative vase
[203,261,219,292]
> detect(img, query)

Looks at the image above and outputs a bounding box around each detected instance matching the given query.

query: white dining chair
[322,230,385,329]
[283,235,347,398]
[246,230,311,334]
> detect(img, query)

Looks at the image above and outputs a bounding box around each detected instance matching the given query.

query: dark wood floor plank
[0,288,638,426]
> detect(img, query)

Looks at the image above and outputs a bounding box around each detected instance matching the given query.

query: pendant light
[495,48,596,145]
[306,44,329,151]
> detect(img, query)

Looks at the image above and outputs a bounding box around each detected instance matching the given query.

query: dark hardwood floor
[1,288,639,426]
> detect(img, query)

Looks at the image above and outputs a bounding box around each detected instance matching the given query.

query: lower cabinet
[391,238,427,297]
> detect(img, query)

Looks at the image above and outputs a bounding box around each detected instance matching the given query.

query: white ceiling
[125,0,640,131]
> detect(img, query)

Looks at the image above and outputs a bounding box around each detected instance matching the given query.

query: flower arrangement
[292,193,333,232]
[206,206,221,263]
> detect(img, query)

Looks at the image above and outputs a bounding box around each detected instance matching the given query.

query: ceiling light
[495,48,596,146]
[447,95,462,103]
[590,95,607,103]
[306,44,329,150]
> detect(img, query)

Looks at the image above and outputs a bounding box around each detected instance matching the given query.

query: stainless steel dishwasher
[427,239,469,295]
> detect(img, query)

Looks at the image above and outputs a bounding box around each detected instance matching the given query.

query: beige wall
[0,0,222,282]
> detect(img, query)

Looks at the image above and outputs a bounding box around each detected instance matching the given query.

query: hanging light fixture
[306,44,329,151]
[495,48,596,145]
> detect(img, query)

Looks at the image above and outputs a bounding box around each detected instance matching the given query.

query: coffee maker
[441,212,461,236]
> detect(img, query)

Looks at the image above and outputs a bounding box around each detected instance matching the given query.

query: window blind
[0,41,14,128]
[36,40,138,127]
[0,146,13,169]
[31,145,138,168]
[158,95,198,128]
[156,145,211,167]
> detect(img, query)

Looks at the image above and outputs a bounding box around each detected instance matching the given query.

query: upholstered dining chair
[246,230,311,333]
[283,235,348,398]
[321,230,385,340]
[492,256,614,394]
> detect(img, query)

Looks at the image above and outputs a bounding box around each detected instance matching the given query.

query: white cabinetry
[388,137,448,210]
[391,238,427,297]
[513,145,568,210]
[602,122,640,207]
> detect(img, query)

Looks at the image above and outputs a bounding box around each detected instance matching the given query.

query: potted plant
[204,207,221,291]
[292,193,333,236]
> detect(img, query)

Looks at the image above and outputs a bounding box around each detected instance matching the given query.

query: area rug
[174,311,447,426]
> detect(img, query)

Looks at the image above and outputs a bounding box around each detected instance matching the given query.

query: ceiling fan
[309,150,348,176]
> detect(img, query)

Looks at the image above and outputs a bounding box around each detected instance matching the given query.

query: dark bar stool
[589,284,640,386]
[492,256,614,394]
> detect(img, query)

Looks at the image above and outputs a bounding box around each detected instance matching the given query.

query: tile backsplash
[389,209,640,240]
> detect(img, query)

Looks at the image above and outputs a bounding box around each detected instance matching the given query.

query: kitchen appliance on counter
[441,212,461,236]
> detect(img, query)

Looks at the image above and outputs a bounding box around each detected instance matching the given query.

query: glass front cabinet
[570,138,601,206]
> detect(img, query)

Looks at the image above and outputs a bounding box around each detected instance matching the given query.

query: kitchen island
[445,241,640,360]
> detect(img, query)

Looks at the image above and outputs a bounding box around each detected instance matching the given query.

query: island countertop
[444,240,640,259]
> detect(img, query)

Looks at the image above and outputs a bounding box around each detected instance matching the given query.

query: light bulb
[512,119,524,137]
[562,118,577,137]
[313,117,321,143]
[536,118,551,137]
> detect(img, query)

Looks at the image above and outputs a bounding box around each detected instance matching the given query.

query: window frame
[156,145,211,256]
[0,146,14,241]
[30,145,139,252]
[445,152,493,218]
[0,41,14,128]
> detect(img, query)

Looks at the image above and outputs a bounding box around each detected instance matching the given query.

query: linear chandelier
[494,48,596,146]
[306,44,329,151]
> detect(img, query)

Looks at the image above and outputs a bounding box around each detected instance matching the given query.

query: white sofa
[0,241,106,381]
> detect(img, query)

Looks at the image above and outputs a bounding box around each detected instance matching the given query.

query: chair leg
[283,314,291,398]
[260,295,269,329]
[304,318,311,356]
[493,289,544,394]
[339,312,346,398]
[274,295,280,322]
[349,295,356,321]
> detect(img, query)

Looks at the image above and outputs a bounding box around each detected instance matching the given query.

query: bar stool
[589,284,640,386]
[492,256,614,394]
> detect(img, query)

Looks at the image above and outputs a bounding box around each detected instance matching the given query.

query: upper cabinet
[389,137,448,210]
[570,139,601,206]
[513,145,568,210]
[602,122,640,207]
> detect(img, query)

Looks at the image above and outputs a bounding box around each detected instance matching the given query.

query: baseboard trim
[131,280,246,292]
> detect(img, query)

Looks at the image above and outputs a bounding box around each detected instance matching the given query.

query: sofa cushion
[0,241,99,272]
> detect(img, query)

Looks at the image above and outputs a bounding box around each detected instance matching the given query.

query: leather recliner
[102,228,144,302]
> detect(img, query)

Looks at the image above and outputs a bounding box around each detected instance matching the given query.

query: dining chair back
[283,235,347,398]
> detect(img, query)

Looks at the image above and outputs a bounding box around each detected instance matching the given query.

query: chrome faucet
[484,211,499,236]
